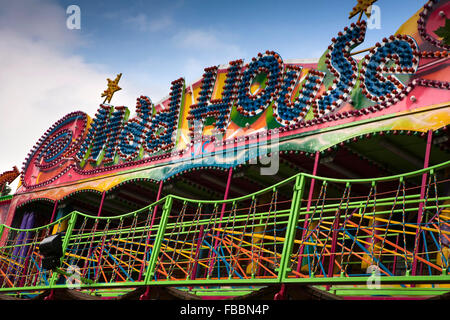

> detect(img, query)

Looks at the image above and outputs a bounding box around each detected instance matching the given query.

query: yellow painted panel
[213,71,227,100]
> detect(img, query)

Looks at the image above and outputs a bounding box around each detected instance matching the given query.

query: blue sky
[63,0,426,91]
[0,0,426,176]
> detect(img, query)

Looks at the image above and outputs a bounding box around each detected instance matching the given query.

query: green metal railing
[0,160,449,293]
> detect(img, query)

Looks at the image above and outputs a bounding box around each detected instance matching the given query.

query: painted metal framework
[0,160,449,294]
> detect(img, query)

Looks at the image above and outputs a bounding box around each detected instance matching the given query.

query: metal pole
[190,224,204,281]
[277,174,306,299]
[307,151,320,211]
[412,130,433,277]
[326,215,340,288]
[206,167,233,276]
[48,211,78,292]
[97,191,106,217]
[139,180,165,298]
[81,191,106,278]
[296,151,320,275]
[138,179,164,282]
[49,200,58,223]
[151,180,164,220]
[141,196,173,296]
[221,167,233,217]
[392,234,399,275]
[326,183,350,290]
[156,180,164,201]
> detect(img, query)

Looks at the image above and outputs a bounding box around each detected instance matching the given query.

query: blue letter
[76,104,128,166]
[117,96,153,161]
[143,78,185,154]
[273,66,325,125]
[312,22,367,115]
[236,51,283,117]
[360,35,419,107]
[188,60,243,139]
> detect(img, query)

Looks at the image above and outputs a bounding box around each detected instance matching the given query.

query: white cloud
[124,13,173,32]
[171,28,245,82]
[173,29,243,56]
[0,0,82,50]
[0,1,245,179]
[181,57,207,83]
[0,0,137,174]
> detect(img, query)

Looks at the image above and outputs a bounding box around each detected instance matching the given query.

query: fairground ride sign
[19,0,450,190]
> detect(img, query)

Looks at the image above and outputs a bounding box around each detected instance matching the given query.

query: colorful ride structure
[0,0,449,300]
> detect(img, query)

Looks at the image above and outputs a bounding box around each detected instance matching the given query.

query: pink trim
[49,200,58,223]
[201,296,232,300]
[344,296,427,300]
[97,191,106,217]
